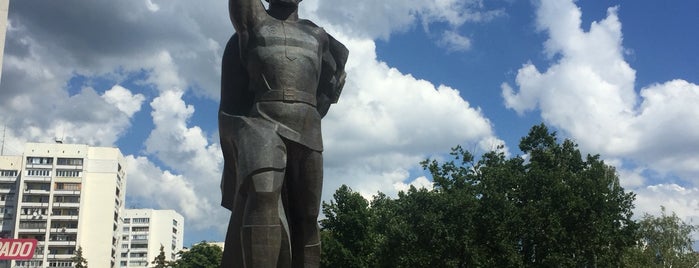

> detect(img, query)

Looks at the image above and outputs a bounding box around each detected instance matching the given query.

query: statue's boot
[303,242,320,268]
[242,224,282,268]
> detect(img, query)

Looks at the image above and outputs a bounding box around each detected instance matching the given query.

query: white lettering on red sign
[0,239,37,260]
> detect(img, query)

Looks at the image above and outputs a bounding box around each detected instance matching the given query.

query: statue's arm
[316,34,349,117]
[228,0,265,35]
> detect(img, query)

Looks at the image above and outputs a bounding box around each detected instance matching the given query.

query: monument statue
[218,0,348,266]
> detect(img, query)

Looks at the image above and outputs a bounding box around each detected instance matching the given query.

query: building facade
[0,142,127,267]
[119,209,183,267]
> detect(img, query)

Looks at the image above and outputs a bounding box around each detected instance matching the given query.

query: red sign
[0,239,38,260]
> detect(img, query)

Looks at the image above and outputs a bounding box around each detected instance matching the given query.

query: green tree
[71,246,88,268]
[515,124,637,267]
[623,207,699,267]
[320,185,375,268]
[151,245,171,268]
[321,123,638,267]
[172,241,222,268]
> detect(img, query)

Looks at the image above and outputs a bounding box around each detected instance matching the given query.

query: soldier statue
[218,0,348,266]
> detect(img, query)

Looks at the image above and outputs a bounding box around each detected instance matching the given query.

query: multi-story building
[119,209,183,267]
[0,142,127,268]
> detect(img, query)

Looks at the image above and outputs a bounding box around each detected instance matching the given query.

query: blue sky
[1,0,698,247]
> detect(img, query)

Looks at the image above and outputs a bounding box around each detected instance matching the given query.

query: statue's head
[266,0,302,7]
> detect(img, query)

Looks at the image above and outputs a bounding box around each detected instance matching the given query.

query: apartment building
[119,209,183,267]
[0,142,127,268]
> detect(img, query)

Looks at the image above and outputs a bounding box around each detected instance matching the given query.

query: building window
[132,234,148,240]
[0,194,15,202]
[0,207,12,215]
[53,195,79,203]
[50,221,78,229]
[123,218,131,224]
[56,158,83,166]
[132,226,149,232]
[55,170,81,177]
[27,169,51,177]
[48,261,73,267]
[16,261,44,267]
[0,170,18,177]
[131,244,148,249]
[54,183,81,191]
[173,219,178,226]
[132,218,149,224]
[0,184,13,190]
[27,157,53,165]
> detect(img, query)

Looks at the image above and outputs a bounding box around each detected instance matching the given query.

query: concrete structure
[119,209,183,267]
[0,142,127,268]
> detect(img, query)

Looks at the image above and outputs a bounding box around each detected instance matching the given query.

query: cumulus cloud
[502,0,699,228]
[125,155,227,230]
[321,34,503,200]
[103,85,147,117]
[502,0,699,180]
[304,0,503,43]
[6,0,229,98]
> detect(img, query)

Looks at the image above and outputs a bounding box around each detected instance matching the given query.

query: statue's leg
[221,189,246,268]
[242,170,285,268]
[286,144,323,268]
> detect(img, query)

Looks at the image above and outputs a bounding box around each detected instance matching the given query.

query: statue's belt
[256,89,316,107]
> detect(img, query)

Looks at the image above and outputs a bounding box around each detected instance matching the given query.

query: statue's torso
[242,17,328,151]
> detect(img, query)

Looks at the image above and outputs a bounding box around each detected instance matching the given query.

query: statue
[218,0,348,266]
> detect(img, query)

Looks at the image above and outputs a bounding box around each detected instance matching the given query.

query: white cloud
[394,176,434,193]
[439,30,472,52]
[304,0,503,41]
[502,0,699,182]
[145,0,160,12]
[320,34,504,201]
[136,89,225,229]
[102,85,146,117]
[125,155,227,230]
[634,184,699,232]
[503,0,699,232]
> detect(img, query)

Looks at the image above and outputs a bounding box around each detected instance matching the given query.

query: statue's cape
[219,31,348,210]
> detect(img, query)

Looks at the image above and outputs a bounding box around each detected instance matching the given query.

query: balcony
[23,189,50,195]
[19,214,48,221]
[25,164,52,169]
[20,202,49,208]
[0,188,15,194]
[23,176,51,182]
[51,227,77,234]
[51,215,78,220]
[17,227,47,233]
[52,202,80,208]
[47,240,76,246]
[55,164,83,170]
[0,177,17,182]
[48,253,74,259]
[52,190,81,195]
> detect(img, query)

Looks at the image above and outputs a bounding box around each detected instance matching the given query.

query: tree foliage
[623,207,699,267]
[172,241,222,268]
[152,245,171,268]
[321,124,641,267]
[71,246,88,268]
